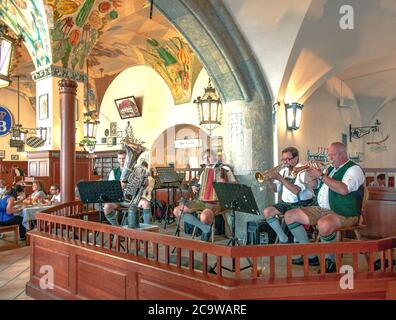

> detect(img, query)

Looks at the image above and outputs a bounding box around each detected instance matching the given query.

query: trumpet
[294,160,332,185]
[293,160,332,174]
[255,163,285,184]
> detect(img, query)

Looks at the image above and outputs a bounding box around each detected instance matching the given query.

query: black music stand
[156,167,181,229]
[212,182,260,272]
[77,181,124,223]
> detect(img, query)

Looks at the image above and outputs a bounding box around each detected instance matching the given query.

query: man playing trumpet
[284,142,365,272]
[263,147,317,245]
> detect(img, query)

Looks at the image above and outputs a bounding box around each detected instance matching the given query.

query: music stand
[155,167,181,228]
[77,181,124,223]
[212,182,260,272]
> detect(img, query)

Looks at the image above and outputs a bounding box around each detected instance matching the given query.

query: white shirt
[0,187,6,198]
[51,193,61,203]
[274,164,314,203]
[317,161,366,209]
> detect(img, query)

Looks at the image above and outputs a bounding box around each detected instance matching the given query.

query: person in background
[48,184,61,204]
[0,179,7,198]
[23,180,46,205]
[0,185,27,241]
[11,165,24,185]
[369,173,386,187]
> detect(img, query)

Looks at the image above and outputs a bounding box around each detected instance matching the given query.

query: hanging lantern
[194,78,222,136]
[0,24,19,88]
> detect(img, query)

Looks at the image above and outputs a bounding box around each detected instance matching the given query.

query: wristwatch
[318,173,325,181]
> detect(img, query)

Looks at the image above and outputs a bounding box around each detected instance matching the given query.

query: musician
[103,150,127,225]
[173,149,236,241]
[284,142,365,273]
[263,147,316,245]
[104,142,153,228]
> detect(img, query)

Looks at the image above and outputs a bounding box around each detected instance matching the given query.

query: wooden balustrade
[26,201,396,300]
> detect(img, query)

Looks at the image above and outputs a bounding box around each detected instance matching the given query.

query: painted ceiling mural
[47,0,201,104]
[0,0,51,68]
[0,0,202,105]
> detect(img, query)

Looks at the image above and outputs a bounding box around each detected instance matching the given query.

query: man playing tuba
[103,138,153,228]
[263,147,317,245]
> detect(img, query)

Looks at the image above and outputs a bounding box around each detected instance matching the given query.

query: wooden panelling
[0,160,28,186]
[32,243,70,290]
[26,203,396,300]
[362,188,396,238]
[76,257,127,300]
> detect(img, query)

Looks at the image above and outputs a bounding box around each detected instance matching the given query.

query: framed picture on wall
[11,154,19,161]
[110,122,117,136]
[0,150,4,158]
[114,96,141,119]
[39,94,49,120]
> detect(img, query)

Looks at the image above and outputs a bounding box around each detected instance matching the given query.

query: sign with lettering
[0,106,13,137]
[174,139,202,149]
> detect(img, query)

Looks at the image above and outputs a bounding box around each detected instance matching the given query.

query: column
[58,78,78,202]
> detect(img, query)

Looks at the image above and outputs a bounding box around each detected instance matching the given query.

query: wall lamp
[285,102,303,130]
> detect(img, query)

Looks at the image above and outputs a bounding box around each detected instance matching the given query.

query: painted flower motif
[57,0,79,15]
[88,10,102,29]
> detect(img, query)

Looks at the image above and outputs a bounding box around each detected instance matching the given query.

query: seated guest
[263,147,317,245]
[0,185,27,240]
[284,142,365,273]
[0,179,7,198]
[368,173,386,187]
[173,149,236,241]
[23,180,46,205]
[48,184,61,203]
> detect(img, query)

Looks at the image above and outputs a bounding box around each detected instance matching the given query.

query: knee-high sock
[128,206,139,228]
[143,208,151,224]
[288,222,316,259]
[183,213,211,235]
[319,232,337,261]
[105,211,119,226]
[267,216,288,243]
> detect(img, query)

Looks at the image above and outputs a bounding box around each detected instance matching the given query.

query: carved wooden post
[58,78,77,202]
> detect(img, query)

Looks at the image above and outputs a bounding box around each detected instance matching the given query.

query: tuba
[121,138,148,206]
[255,163,285,184]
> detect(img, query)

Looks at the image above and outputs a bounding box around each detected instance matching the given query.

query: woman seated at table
[23,180,46,205]
[0,185,27,241]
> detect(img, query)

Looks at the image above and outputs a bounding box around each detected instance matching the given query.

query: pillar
[58,78,77,202]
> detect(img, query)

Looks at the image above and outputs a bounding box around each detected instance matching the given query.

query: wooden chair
[314,187,368,242]
[0,225,19,247]
[190,210,228,243]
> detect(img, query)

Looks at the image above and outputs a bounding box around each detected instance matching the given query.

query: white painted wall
[363,100,396,168]
[277,77,363,163]
[96,65,225,154]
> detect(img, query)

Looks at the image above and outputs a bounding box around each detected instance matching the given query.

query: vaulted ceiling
[1,0,396,123]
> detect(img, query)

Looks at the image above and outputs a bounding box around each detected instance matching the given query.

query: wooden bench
[0,225,19,247]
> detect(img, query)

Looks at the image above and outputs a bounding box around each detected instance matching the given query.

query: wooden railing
[34,203,396,280]
[26,201,396,299]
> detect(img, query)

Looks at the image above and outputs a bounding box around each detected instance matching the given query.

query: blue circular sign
[0,105,13,136]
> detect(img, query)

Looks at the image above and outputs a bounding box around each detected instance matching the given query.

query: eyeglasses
[281,156,295,162]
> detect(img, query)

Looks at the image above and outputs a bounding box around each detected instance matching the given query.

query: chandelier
[194,78,222,135]
[0,24,21,88]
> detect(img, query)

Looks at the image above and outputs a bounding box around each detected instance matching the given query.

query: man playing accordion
[173,149,236,241]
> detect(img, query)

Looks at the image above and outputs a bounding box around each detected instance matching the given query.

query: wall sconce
[285,102,303,130]
[194,78,222,136]
[349,119,381,142]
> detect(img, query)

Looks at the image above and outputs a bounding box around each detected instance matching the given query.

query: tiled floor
[0,234,32,300]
